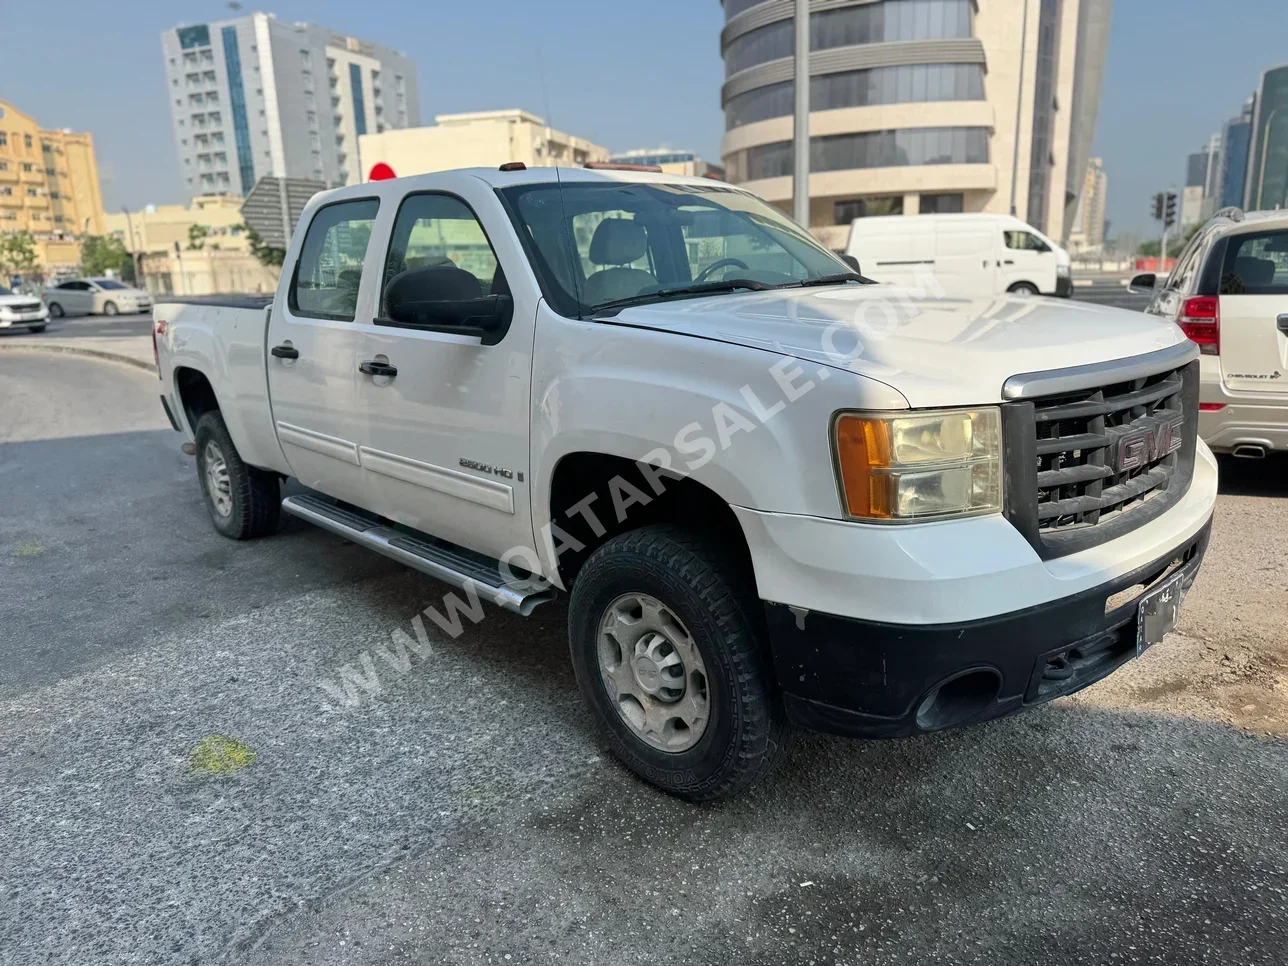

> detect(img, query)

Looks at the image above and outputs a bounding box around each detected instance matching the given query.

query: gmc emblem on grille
[1113,415,1184,472]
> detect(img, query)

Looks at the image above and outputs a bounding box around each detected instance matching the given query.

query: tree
[240,223,286,269]
[79,234,135,283]
[187,224,211,250]
[0,231,39,282]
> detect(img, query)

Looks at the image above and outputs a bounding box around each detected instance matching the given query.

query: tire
[1008,282,1040,296]
[47,303,64,318]
[27,325,46,334]
[568,525,788,802]
[193,411,280,539]
[102,301,119,316]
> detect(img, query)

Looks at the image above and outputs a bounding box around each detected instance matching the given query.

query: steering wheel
[694,257,750,284]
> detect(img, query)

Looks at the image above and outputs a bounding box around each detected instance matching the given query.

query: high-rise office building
[1066,156,1106,253]
[1246,64,1288,211]
[1219,96,1255,210]
[718,0,1112,248]
[161,13,420,200]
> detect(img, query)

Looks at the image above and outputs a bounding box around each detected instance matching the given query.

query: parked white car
[1133,206,1288,457]
[44,278,152,318]
[153,165,1215,801]
[846,213,1072,299]
[0,284,49,332]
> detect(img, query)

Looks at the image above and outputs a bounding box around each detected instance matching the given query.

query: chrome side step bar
[281,494,556,616]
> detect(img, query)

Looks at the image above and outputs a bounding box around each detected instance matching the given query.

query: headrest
[1234,256,1277,288]
[589,218,648,266]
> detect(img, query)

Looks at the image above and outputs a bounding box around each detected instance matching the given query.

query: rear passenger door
[1217,228,1288,393]
[349,180,539,561]
[265,196,381,505]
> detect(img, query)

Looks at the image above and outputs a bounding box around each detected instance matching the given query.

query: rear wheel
[47,303,64,318]
[103,301,119,316]
[568,525,788,802]
[1008,281,1040,296]
[193,411,280,539]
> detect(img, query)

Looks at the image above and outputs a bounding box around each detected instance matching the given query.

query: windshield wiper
[592,278,774,314]
[797,272,874,287]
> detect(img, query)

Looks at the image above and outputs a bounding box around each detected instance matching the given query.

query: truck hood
[607,285,1187,408]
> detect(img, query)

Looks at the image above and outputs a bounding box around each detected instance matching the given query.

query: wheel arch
[173,366,221,433]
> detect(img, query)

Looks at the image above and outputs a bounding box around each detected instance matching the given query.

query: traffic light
[1164,192,1178,229]
[1151,192,1164,221]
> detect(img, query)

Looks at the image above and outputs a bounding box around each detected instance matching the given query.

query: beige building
[718,0,1112,248]
[0,99,106,276]
[106,195,279,295]
[1067,156,1107,253]
[355,109,610,182]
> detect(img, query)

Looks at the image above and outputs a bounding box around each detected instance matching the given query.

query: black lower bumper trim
[1054,275,1073,297]
[766,519,1212,739]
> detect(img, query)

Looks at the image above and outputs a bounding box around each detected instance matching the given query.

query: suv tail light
[1178,296,1219,355]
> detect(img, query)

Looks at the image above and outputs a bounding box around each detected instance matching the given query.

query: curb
[0,340,156,374]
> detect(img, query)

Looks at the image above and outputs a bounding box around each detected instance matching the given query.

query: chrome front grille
[1001,347,1200,559]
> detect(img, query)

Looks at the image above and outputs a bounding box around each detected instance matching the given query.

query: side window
[1166,232,1206,292]
[381,193,503,308]
[1004,230,1050,252]
[289,198,379,321]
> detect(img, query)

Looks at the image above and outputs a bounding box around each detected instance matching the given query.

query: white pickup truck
[154,165,1216,801]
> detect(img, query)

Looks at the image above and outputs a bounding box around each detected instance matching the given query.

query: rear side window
[1220,230,1288,295]
[290,198,379,321]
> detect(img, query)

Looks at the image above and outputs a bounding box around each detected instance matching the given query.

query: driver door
[1001,229,1052,293]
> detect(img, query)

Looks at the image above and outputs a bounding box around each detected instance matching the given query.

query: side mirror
[1128,272,1157,294]
[382,266,513,346]
[839,254,862,274]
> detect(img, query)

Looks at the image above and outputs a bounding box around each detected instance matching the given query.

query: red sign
[368,162,396,182]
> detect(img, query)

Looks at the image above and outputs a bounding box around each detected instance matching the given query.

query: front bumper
[768,520,1211,738]
[1053,274,1073,297]
[0,312,49,327]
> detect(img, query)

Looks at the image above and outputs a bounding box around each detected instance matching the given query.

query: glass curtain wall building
[1247,66,1288,212]
[718,0,1112,248]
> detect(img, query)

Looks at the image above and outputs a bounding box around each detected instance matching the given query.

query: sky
[2,0,1286,240]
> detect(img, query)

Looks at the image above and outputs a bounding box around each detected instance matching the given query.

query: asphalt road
[0,310,156,341]
[1069,278,1153,312]
[1,354,1285,966]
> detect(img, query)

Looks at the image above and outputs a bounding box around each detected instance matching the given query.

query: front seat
[581,219,657,306]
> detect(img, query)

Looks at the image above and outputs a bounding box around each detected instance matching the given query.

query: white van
[845,213,1072,299]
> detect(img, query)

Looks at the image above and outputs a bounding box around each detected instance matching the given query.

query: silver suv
[1131,207,1288,458]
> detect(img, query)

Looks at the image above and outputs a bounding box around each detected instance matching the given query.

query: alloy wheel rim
[203,441,233,517]
[596,592,710,753]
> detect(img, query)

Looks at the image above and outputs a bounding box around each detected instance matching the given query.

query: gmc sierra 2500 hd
[153,165,1215,801]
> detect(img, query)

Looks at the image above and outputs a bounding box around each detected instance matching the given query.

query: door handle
[271,344,299,360]
[359,360,398,378]
[1002,259,1015,265]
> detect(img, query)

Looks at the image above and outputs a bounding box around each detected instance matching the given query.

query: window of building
[724,0,973,77]
[0,187,11,196]
[291,199,380,321]
[21,162,33,172]
[50,191,60,199]
[834,196,904,223]
[45,167,55,177]
[727,127,988,181]
[0,133,7,147]
[0,162,7,170]
[23,134,32,149]
[177,24,211,49]
[27,188,38,197]
[920,192,964,214]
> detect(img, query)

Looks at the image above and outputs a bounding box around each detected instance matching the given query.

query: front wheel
[193,411,280,539]
[568,525,788,802]
[1008,282,1040,296]
[102,301,118,316]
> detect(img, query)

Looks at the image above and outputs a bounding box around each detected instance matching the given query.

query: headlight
[1056,263,1071,276]
[833,408,1002,521]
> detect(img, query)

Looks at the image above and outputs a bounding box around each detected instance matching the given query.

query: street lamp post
[792,0,810,228]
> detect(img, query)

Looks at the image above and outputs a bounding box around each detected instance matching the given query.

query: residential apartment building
[608,149,726,179]
[718,0,1112,248]
[355,110,609,182]
[0,100,105,275]
[1066,156,1106,253]
[1246,64,1288,211]
[161,13,420,200]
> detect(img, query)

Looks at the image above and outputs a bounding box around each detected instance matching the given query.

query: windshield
[499,180,850,317]
[94,279,129,290]
[0,285,11,296]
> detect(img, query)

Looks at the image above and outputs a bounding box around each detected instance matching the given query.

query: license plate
[1136,568,1189,653]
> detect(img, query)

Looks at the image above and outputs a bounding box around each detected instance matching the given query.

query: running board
[281,494,556,616]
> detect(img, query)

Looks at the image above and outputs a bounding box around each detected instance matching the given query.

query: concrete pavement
[1,353,1285,965]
